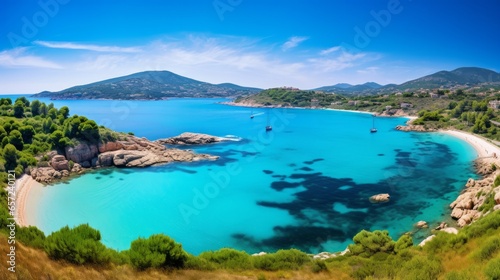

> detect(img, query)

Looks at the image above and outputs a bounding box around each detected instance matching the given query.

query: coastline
[222,101,417,119]
[15,174,43,227]
[440,129,500,159]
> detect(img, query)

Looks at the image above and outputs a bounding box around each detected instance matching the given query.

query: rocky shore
[29,133,220,184]
[156,132,227,145]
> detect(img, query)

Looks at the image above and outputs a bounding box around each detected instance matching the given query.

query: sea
[8,95,477,255]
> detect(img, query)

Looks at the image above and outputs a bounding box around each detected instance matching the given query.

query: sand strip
[14,174,43,227]
[441,129,500,159]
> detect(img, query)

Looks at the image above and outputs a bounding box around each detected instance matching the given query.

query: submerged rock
[369,193,390,203]
[416,221,428,228]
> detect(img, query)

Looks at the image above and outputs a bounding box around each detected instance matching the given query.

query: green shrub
[494,175,500,187]
[311,259,328,273]
[184,255,215,270]
[348,230,396,257]
[129,234,187,270]
[463,211,500,239]
[17,226,45,249]
[394,234,413,253]
[479,192,496,213]
[445,270,475,280]
[485,258,500,280]
[199,248,252,270]
[397,255,441,280]
[44,224,110,265]
[475,236,500,261]
[253,249,310,271]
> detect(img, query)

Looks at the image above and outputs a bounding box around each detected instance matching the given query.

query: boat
[265,110,272,131]
[250,109,254,119]
[370,115,377,133]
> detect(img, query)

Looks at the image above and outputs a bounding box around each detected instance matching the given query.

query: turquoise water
[22,98,477,254]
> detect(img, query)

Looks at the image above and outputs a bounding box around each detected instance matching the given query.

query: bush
[44,224,110,265]
[485,258,500,280]
[184,255,216,270]
[394,234,413,253]
[348,230,395,257]
[475,236,500,261]
[129,234,187,270]
[253,249,310,271]
[17,226,45,249]
[311,259,328,273]
[199,248,252,270]
[494,175,500,187]
[397,255,441,280]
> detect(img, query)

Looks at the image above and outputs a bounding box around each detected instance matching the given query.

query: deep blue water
[12,96,477,255]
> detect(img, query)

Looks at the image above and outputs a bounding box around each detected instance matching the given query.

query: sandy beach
[442,129,500,159]
[14,174,42,227]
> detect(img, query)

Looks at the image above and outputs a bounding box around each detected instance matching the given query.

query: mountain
[315,82,383,93]
[395,67,500,90]
[316,67,500,95]
[34,71,261,100]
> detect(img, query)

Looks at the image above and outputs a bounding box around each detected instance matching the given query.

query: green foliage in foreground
[128,234,187,270]
[44,224,110,265]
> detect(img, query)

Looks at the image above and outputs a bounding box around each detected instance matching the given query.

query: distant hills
[317,67,500,94]
[34,67,500,100]
[34,71,261,100]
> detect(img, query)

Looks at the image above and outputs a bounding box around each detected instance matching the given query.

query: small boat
[250,109,254,119]
[266,125,272,131]
[370,115,377,133]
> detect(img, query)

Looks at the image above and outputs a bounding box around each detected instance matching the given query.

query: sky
[0,0,499,93]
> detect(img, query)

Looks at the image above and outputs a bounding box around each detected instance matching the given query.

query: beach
[15,174,42,227]
[442,129,500,160]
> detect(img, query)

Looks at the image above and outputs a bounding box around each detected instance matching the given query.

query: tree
[79,120,99,142]
[30,100,41,116]
[0,98,12,106]
[8,130,24,150]
[44,224,110,265]
[59,106,70,119]
[19,125,35,143]
[13,100,24,118]
[47,108,58,120]
[50,130,71,150]
[394,234,413,253]
[39,103,47,116]
[129,234,187,270]
[3,144,18,171]
[348,230,396,257]
[0,126,7,140]
[15,96,30,107]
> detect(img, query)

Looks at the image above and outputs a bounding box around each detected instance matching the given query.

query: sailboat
[370,115,377,133]
[265,110,272,131]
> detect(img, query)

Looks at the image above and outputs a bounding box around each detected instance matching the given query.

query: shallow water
[23,98,477,254]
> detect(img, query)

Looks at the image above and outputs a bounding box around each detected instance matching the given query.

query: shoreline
[222,101,417,119]
[14,174,43,227]
[440,129,500,159]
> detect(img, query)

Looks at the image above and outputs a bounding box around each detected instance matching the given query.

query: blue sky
[0,0,499,93]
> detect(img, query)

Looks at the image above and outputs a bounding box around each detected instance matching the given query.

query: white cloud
[34,41,142,53]
[320,46,341,55]
[357,66,380,74]
[0,48,62,69]
[282,36,308,51]
[309,51,367,71]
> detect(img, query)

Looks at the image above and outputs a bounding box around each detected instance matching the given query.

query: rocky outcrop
[156,132,226,145]
[396,125,435,132]
[51,155,69,171]
[416,221,428,228]
[369,193,390,203]
[31,134,220,183]
[65,142,98,163]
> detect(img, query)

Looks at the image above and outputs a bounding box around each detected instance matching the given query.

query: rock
[51,155,69,171]
[252,252,267,256]
[369,193,390,203]
[65,142,98,164]
[451,208,464,219]
[416,221,428,228]
[81,161,91,168]
[495,191,500,204]
[440,227,458,234]
[46,150,58,160]
[313,252,335,260]
[419,235,435,247]
[465,178,476,188]
[435,222,448,230]
[494,205,500,211]
[53,171,62,179]
[61,170,70,177]
[98,153,115,167]
[31,167,58,183]
[71,163,83,173]
[98,141,123,153]
[458,213,474,227]
[157,132,226,145]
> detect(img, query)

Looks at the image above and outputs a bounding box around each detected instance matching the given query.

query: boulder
[465,178,476,188]
[435,222,448,230]
[495,191,500,204]
[494,205,500,211]
[81,161,91,168]
[98,153,115,167]
[369,193,390,203]
[157,132,226,145]
[51,155,69,171]
[65,142,98,164]
[419,235,435,247]
[71,163,83,173]
[416,221,428,228]
[251,252,267,256]
[31,167,57,183]
[440,227,458,234]
[458,213,474,227]
[98,141,123,153]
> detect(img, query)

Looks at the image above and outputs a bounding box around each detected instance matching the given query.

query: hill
[315,82,383,93]
[34,71,261,100]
